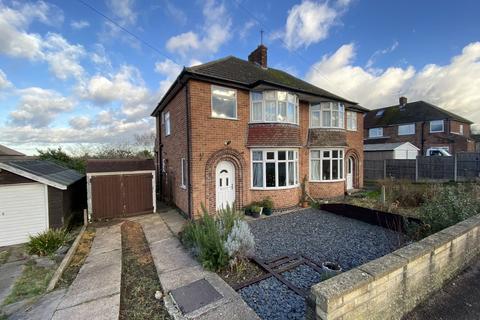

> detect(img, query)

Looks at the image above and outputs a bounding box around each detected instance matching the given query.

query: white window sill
[180,185,187,190]
[347,128,357,132]
[251,184,300,191]
[210,116,238,121]
[310,126,345,130]
[249,121,299,126]
[309,179,345,183]
[398,133,415,136]
[430,131,444,134]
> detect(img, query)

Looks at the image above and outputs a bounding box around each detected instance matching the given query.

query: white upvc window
[459,124,464,135]
[180,158,187,188]
[369,127,383,138]
[430,120,444,133]
[310,149,344,182]
[164,111,171,136]
[346,111,357,131]
[211,85,237,119]
[251,149,299,189]
[398,123,415,135]
[250,91,299,125]
[310,102,345,129]
[162,159,167,173]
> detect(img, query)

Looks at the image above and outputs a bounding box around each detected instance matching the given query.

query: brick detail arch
[345,149,361,189]
[205,148,246,213]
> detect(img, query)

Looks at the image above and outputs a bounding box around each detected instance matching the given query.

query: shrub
[181,205,255,271]
[224,220,255,261]
[26,229,71,256]
[260,197,274,209]
[419,184,480,234]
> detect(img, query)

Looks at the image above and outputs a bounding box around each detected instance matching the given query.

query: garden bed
[120,221,170,320]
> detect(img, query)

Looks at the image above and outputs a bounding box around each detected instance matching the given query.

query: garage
[86,159,156,220]
[0,160,85,246]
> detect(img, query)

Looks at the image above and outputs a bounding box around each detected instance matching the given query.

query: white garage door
[0,183,48,246]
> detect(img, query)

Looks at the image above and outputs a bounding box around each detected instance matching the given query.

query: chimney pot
[248,45,267,68]
[399,96,407,105]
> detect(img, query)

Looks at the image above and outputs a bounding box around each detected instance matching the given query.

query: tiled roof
[0,144,25,156]
[86,159,155,173]
[247,124,302,147]
[365,101,472,128]
[307,129,347,147]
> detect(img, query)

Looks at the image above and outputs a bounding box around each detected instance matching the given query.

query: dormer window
[376,110,384,117]
[310,102,345,129]
[250,91,299,125]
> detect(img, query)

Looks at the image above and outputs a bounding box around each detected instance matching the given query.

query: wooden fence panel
[364,160,384,180]
[385,159,416,180]
[457,153,480,181]
[417,156,454,181]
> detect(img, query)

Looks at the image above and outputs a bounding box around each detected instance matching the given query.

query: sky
[0,0,479,155]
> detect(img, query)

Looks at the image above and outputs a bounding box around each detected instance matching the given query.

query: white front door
[346,157,354,190]
[216,161,235,210]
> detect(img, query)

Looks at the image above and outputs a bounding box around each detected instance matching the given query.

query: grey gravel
[239,277,305,320]
[282,265,324,290]
[249,209,405,271]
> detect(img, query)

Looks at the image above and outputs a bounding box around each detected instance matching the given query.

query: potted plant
[250,205,262,218]
[261,197,274,216]
[243,205,252,216]
[300,175,309,208]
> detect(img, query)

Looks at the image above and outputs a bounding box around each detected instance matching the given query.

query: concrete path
[51,223,122,320]
[404,256,480,320]
[0,245,28,306]
[135,209,260,320]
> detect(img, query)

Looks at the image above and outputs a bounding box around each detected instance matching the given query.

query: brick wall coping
[308,214,480,320]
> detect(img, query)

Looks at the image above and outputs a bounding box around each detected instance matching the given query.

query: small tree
[37,147,86,173]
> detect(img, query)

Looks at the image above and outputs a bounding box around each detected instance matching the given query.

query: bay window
[250,91,299,124]
[310,102,345,128]
[310,149,344,181]
[252,149,299,189]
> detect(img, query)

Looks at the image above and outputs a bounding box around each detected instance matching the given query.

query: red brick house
[364,97,475,155]
[151,45,367,217]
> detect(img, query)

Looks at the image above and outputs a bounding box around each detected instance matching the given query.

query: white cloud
[70,20,90,30]
[9,87,75,128]
[155,58,183,95]
[279,0,349,50]
[239,20,257,40]
[366,41,399,70]
[0,69,12,90]
[306,42,480,125]
[43,33,86,80]
[166,0,231,57]
[69,116,91,129]
[163,1,187,25]
[106,0,137,26]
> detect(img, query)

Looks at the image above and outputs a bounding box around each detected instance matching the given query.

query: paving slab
[52,293,120,320]
[0,260,25,305]
[9,289,66,320]
[149,237,198,274]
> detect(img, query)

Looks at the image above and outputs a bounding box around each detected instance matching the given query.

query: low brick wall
[307,214,480,320]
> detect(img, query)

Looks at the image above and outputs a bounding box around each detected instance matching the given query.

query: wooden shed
[86,159,156,220]
[0,160,85,246]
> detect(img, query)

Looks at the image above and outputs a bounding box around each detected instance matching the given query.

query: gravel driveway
[248,208,405,271]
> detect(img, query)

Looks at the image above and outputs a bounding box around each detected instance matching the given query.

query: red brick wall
[157,86,189,214]
[158,79,365,216]
[346,113,364,189]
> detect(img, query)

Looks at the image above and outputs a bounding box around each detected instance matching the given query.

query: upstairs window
[164,111,171,136]
[459,124,464,135]
[310,102,345,129]
[369,127,383,138]
[212,86,237,119]
[398,123,415,135]
[250,91,299,124]
[430,120,444,133]
[181,158,187,188]
[346,111,357,131]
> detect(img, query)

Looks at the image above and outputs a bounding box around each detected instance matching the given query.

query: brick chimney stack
[248,45,268,68]
[399,96,408,105]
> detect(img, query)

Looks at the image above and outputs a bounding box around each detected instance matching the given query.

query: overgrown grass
[25,229,71,256]
[3,261,54,305]
[120,221,170,320]
[0,250,10,265]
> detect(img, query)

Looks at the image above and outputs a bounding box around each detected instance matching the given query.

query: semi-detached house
[151,45,367,217]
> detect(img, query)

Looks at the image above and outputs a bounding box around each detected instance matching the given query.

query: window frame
[309,148,345,182]
[430,120,444,133]
[211,85,238,120]
[180,158,187,189]
[459,124,464,135]
[309,102,345,129]
[250,149,299,190]
[164,111,171,136]
[369,127,383,138]
[398,123,415,136]
[346,111,357,131]
[249,91,299,125]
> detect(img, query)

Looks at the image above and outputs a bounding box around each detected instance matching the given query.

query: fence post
[383,159,387,179]
[454,154,458,182]
[415,157,418,182]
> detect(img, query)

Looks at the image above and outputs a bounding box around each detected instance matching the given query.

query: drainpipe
[184,80,193,219]
[421,121,425,155]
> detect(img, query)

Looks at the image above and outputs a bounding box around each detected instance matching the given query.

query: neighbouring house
[472,134,480,152]
[364,97,475,155]
[0,159,86,246]
[364,142,420,161]
[0,143,27,160]
[151,45,367,217]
